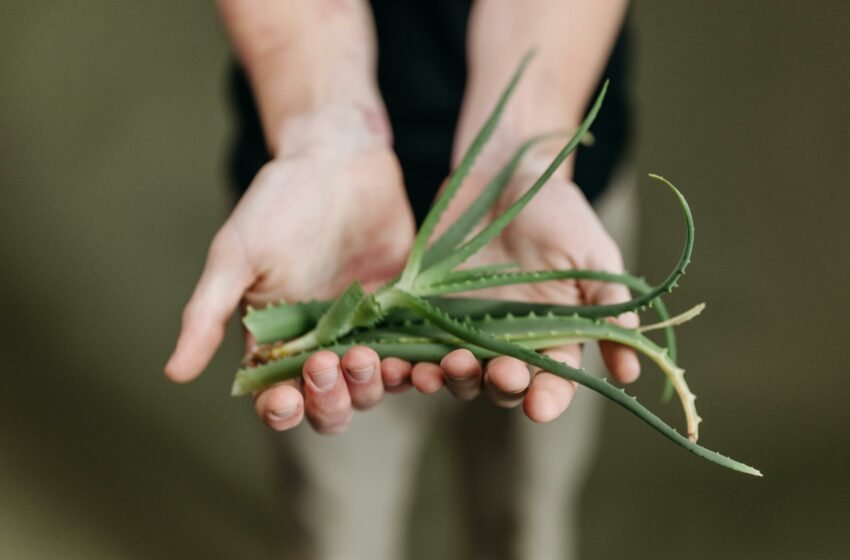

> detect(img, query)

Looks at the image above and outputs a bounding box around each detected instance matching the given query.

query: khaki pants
[273,170,639,560]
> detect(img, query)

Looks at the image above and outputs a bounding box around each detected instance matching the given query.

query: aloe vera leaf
[428,270,680,361]
[430,263,521,282]
[432,293,680,399]
[315,282,383,338]
[395,290,760,476]
[661,375,676,402]
[415,81,608,287]
[244,284,680,373]
[421,171,693,402]
[422,267,680,348]
[241,295,570,347]
[422,133,558,268]
[423,127,593,269]
[431,292,680,404]
[237,314,672,398]
[434,288,678,403]
[243,299,331,345]
[356,305,698,347]
[232,341,493,396]
[496,313,700,440]
[239,309,702,443]
[420,174,692,325]
[398,51,535,287]
[346,309,700,439]
[640,303,704,332]
[244,275,656,346]
[427,269,659,301]
[277,281,384,355]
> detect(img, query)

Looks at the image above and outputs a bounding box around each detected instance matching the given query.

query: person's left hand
[393,163,641,423]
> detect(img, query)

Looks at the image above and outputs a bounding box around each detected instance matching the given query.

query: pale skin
[165,0,634,433]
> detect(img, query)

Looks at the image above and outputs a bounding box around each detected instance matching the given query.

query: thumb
[165,225,254,383]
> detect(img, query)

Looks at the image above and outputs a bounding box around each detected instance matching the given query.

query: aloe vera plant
[233,53,761,477]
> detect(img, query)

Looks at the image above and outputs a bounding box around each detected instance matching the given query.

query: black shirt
[229,1,631,224]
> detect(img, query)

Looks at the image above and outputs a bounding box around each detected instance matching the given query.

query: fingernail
[310,366,339,391]
[347,365,374,383]
[268,404,298,422]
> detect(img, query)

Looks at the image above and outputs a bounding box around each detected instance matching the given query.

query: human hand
[401,161,640,423]
[165,107,415,433]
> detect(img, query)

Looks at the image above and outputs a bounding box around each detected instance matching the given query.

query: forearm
[218,0,388,154]
[456,0,628,173]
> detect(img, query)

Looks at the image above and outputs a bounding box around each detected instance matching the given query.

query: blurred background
[2,2,848,559]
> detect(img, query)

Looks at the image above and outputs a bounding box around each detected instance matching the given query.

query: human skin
[165,0,634,431]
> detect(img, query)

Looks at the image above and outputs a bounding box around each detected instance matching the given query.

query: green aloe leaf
[243,299,329,345]
[398,51,535,287]
[233,341,475,396]
[415,81,609,287]
[347,307,699,443]
[313,281,383,343]
[228,50,757,477]
[395,290,760,476]
[422,133,557,268]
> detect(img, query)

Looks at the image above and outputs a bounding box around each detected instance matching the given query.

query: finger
[411,362,445,394]
[165,225,254,383]
[341,346,384,410]
[440,349,482,401]
[302,351,352,434]
[484,356,530,408]
[523,345,581,423]
[591,281,641,384]
[381,357,413,393]
[254,380,304,431]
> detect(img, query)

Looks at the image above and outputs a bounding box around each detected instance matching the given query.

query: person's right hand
[165,106,415,434]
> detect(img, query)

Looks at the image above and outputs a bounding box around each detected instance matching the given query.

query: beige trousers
[273,170,639,560]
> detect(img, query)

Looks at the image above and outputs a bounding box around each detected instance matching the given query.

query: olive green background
[1,2,848,559]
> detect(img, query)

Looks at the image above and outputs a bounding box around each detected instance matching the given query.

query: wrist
[273,101,393,160]
[456,0,627,175]
[267,105,404,208]
[221,0,386,154]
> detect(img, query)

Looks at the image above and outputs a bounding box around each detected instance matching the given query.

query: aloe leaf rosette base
[231,53,761,477]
